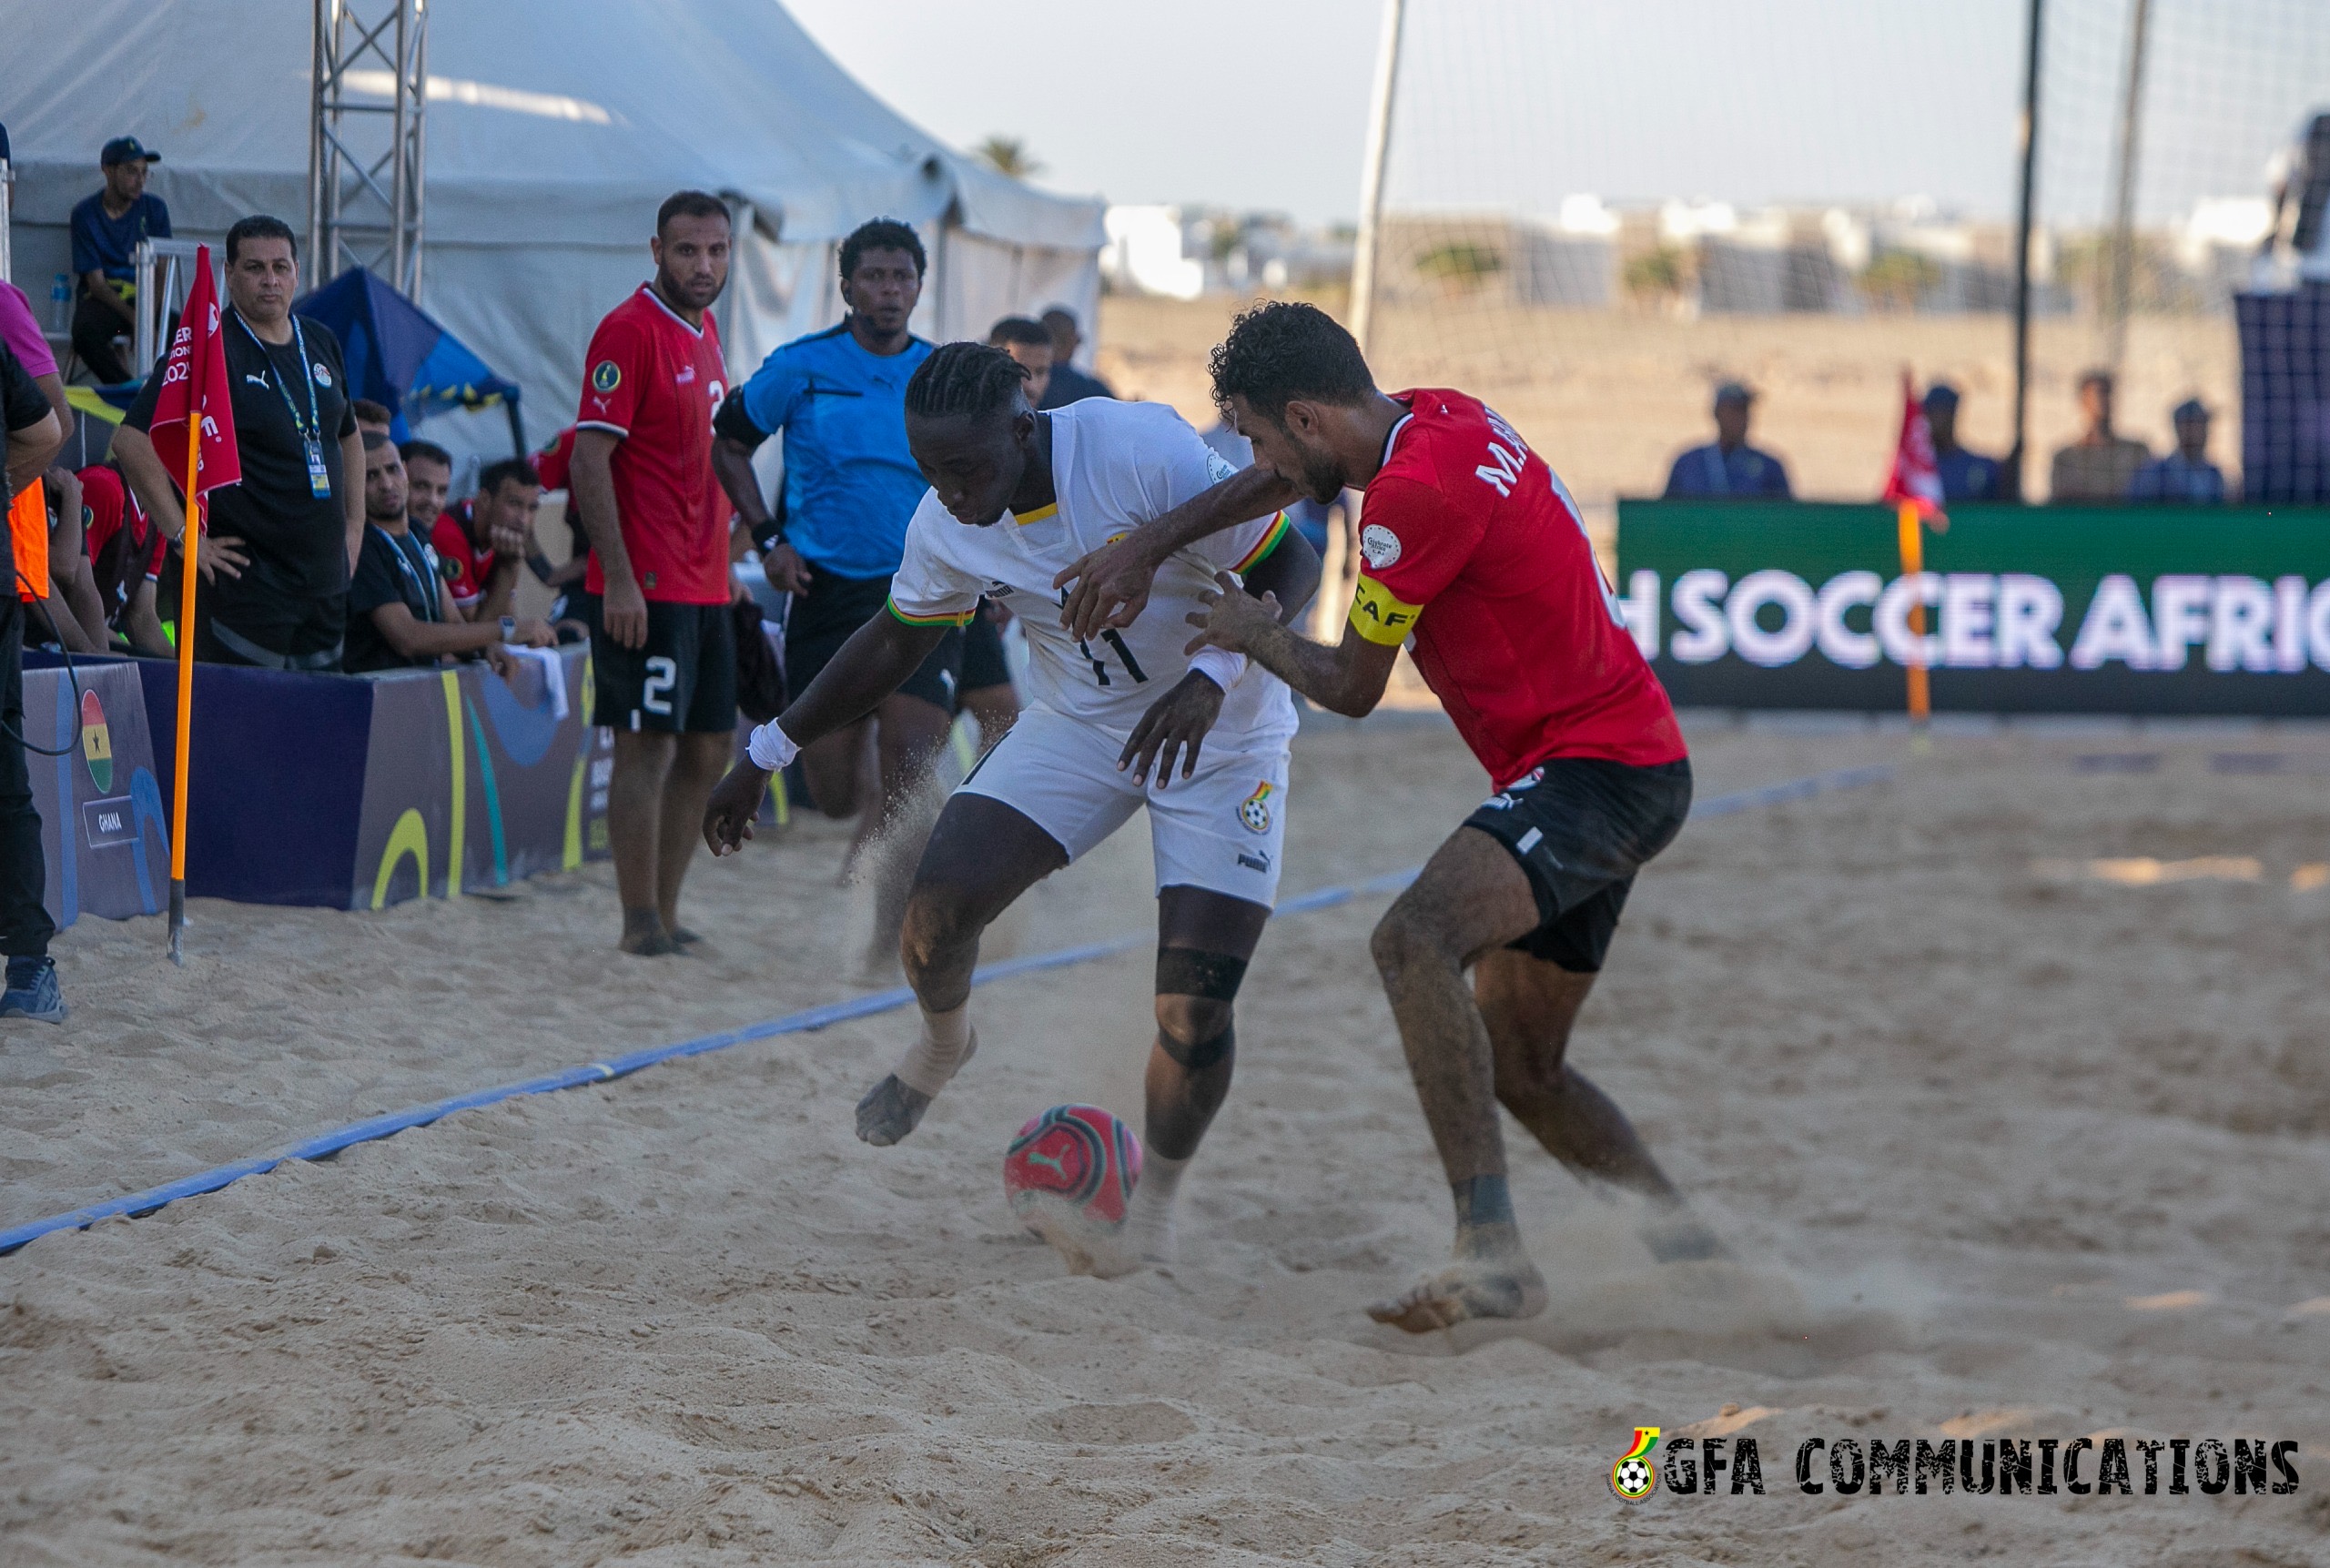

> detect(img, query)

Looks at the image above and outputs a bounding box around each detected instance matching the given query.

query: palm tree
[975,136,1043,180]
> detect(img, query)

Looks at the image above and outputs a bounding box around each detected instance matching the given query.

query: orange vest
[8,476,46,603]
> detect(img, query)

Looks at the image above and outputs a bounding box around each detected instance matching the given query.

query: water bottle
[50,272,70,331]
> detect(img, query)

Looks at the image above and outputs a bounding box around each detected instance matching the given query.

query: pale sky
[785,0,2327,228]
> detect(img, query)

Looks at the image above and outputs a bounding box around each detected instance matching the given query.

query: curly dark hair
[840,218,927,281]
[1208,300,1374,425]
[906,340,1028,421]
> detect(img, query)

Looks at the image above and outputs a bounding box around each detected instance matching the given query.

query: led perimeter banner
[1614,501,2330,714]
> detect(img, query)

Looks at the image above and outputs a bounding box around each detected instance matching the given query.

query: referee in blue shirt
[711,218,957,970]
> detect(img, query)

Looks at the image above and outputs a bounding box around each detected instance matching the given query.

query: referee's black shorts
[784,568,962,713]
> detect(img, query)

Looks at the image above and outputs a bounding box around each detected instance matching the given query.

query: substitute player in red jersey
[428,456,543,624]
[76,463,172,655]
[570,190,741,956]
[1055,301,1725,1331]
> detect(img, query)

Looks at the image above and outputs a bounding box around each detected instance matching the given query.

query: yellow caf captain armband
[1348,574,1423,645]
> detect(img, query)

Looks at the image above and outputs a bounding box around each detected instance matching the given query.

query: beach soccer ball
[1003,1104,1142,1234]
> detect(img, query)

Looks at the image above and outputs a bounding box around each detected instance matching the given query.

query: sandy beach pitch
[5,713,2327,1563]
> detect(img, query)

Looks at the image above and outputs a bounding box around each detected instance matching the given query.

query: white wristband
[745,720,801,772]
[1188,647,1247,691]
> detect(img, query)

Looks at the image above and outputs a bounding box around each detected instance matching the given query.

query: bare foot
[1367,1255,1549,1333]
[855,1074,934,1146]
[620,911,676,956]
[668,926,703,946]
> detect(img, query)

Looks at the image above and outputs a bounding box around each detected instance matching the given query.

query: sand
[5,713,2328,1564]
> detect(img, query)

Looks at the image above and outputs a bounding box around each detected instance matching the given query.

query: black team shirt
[122,305,358,602]
[344,523,446,673]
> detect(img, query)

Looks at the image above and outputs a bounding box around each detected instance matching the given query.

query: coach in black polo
[114,216,363,670]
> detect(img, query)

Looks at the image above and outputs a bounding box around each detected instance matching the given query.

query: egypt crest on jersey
[886,400,1299,748]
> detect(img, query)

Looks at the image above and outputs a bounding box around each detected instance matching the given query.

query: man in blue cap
[1662,381,1791,499]
[68,137,171,385]
[1922,381,2002,502]
[2128,399,2227,504]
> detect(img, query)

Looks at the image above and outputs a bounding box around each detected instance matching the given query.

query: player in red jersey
[570,191,740,956]
[74,463,171,655]
[427,456,543,624]
[1057,302,1724,1331]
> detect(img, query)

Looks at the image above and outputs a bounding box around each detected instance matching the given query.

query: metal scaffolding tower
[308,0,429,295]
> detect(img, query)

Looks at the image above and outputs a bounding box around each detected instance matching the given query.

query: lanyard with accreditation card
[236,311,333,498]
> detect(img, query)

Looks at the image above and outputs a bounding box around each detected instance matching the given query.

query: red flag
[1881,370,1944,523]
[147,246,241,501]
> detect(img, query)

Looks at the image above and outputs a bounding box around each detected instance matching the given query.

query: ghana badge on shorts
[1239,782,1273,834]
[1611,1427,1661,1502]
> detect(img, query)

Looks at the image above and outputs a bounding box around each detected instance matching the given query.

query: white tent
[2,0,1105,458]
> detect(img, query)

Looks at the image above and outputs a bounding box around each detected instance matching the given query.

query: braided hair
[905,340,1030,422]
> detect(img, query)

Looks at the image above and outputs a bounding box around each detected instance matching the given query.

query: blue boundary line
[0,764,1891,1257]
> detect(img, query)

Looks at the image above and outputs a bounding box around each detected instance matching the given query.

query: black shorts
[785,566,962,713]
[582,594,738,733]
[959,601,1012,694]
[1463,756,1692,973]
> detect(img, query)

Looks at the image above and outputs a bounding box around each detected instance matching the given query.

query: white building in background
[1102,206,1205,300]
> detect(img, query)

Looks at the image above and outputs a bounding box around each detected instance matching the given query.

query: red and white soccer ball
[1003,1104,1142,1242]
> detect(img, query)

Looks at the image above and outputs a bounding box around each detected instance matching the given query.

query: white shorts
[957,706,1289,908]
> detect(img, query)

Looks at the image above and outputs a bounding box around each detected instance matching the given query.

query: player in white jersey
[705,342,1321,1267]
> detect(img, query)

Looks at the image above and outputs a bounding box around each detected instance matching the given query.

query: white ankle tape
[1133,1152,1189,1209]
[894,1010,975,1098]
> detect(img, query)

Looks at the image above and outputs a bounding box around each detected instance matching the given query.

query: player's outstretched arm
[1119,530,1322,787]
[704,612,949,855]
[1185,572,1400,719]
[1053,464,1298,642]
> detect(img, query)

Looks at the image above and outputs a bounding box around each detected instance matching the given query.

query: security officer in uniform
[1924,382,2002,502]
[1662,381,1792,499]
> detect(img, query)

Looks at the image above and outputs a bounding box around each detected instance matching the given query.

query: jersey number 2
[643,655,677,715]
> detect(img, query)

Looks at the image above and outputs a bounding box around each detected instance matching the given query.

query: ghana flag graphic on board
[81,688,112,792]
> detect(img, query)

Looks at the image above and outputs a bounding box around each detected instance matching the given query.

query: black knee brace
[1160,1021,1235,1071]
[1156,948,1247,1070]
[1156,947,1248,1002]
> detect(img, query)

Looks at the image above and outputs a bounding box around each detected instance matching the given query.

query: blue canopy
[295,267,524,450]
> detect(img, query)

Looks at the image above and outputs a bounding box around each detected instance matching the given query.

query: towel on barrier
[498,645,570,721]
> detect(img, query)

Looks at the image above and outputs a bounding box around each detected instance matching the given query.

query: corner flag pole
[1897,501,1930,730]
[167,408,200,965]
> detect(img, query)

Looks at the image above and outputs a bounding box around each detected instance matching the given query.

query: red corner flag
[157,246,238,965]
[147,248,241,499]
[1881,370,1944,523]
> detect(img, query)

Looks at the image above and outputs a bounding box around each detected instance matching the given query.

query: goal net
[1353,0,2330,518]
